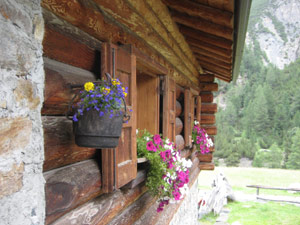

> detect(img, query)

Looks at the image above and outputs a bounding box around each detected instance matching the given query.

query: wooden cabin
[0,0,251,224]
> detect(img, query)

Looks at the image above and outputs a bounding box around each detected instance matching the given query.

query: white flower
[194,120,199,125]
[145,137,150,141]
[165,138,170,144]
[136,129,139,135]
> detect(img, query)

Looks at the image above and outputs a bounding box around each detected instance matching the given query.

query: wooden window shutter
[163,76,176,143]
[101,43,137,192]
[184,89,192,147]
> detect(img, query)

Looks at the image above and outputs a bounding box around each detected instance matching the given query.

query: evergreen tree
[286,128,300,169]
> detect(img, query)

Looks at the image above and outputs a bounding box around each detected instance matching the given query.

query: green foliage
[286,128,300,169]
[252,144,283,168]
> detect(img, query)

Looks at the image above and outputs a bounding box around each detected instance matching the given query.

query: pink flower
[160,151,166,161]
[157,207,163,213]
[153,134,162,145]
[146,141,155,151]
[172,191,181,200]
[165,149,171,158]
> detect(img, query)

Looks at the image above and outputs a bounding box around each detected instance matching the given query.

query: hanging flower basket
[68,73,130,149]
[192,120,213,156]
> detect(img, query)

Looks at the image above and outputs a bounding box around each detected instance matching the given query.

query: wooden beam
[193,0,234,13]
[201,103,217,113]
[188,37,232,59]
[196,54,232,70]
[199,83,218,92]
[200,61,232,76]
[200,92,214,103]
[201,114,216,125]
[199,74,215,83]
[44,159,102,225]
[42,58,96,115]
[179,25,233,50]
[201,125,217,135]
[192,47,232,64]
[199,162,215,170]
[163,0,233,28]
[171,10,233,40]
[214,73,232,82]
[42,116,97,172]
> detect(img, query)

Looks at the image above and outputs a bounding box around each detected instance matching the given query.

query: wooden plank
[201,114,216,125]
[171,10,233,40]
[202,125,217,135]
[42,58,96,115]
[184,89,192,147]
[126,170,147,189]
[43,25,99,72]
[247,185,300,192]
[200,61,232,77]
[199,83,219,92]
[163,0,233,28]
[175,134,185,150]
[201,103,217,113]
[199,74,215,83]
[51,183,148,225]
[175,117,183,135]
[196,96,201,123]
[42,116,96,172]
[179,25,233,50]
[200,92,214,103]
[44,159,102,225]
[199,162,215,170]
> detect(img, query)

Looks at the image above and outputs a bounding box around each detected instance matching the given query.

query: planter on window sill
[73,109,124,148]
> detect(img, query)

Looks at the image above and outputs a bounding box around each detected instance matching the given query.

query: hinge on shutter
[159,75,166,95]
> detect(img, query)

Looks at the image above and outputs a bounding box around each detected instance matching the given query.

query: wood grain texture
[193,47,232,64]
[196,96,201,123]
[175,117,183,135]
[201,114,216,125]
[44,159,102,224]
[197,152,213,162]
[42,58,96,115]
[199,83,219,92]
[171,10,233,40]
[43,26,100,72]
[175,135,185,150]
[200,92,214,103]
[199,74,215,83]
[184,89,192,147]
[179,25,233,50]
[201,103,218,113]
[176,100,182,117]
[51,182,147,225]
[197,54,232,70]
[42,116,96,172]
[199,162,215,170]
[202,125,217,135]
[164,0,233,28]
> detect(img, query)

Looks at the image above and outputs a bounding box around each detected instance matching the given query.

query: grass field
[198,167,300,225]
[198,167,300,196]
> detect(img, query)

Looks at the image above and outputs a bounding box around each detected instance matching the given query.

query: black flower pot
[73,109,123,148]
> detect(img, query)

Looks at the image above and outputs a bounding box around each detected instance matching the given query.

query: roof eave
[232,0,252,83]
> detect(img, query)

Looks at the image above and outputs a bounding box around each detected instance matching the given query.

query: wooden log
[199,61,232,77]
[51,182,147,225]
[176,84,184,100]
[179,25,233,50]
[202,125,217,135]
[176,100,182,117]
[199,162,215,170]
[43,26,100,72]
[197,54,232,70]
[192,46,232,63]
[171,10,233,40]
[42,116,96,172]
[41,0,196,88]
[199,74,215,83]
[196,95,201,123]
[42,58,96,115]
[107,192,156,225]
[44,159,102,225]
[175,117,183,135]
[201,114,216,125]
[199,83,218,92]
[197,153,213,162]
[193,0,234,13]
[214,73,231,82]
[200,92,214,103]
[201,103,217,113]
[163,0,233,28]
[126,170,147,189]
[176,135,185,150]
